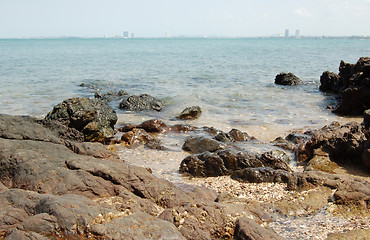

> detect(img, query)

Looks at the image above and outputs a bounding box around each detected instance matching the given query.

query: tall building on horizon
[295,30,300,39]
[284,29,289,38]
[123,31,129,38]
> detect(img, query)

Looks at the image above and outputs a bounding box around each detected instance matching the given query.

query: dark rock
[299,122,366,166]
[180,148,292,178]
[177,106,202,120]
[45,98,117,142]
[228,129,251,142]
[234,217,284,240]
[274,72,303,85]
[232,167,293,183]
[40,119,85,142]
[182,136,226,154]
[364,109,370,129]
[321,57,370,116]
[119,94,164,111]
[180,151,229,177]
[94,90,128,102]
[139,119,168,133]
[333,86,370,115]
[320,71,341,93]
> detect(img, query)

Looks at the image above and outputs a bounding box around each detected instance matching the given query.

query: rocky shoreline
[0,58,369,239]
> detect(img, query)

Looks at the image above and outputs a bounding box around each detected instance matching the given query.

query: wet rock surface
[275,72,303,85]
[177,106,202,120]
[45,97,117,142]
[119,94,164,111]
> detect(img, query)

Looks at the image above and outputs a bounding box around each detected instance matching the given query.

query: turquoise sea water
[0,38,369,139]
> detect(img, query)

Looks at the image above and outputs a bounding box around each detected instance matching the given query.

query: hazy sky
[1,0,370,38]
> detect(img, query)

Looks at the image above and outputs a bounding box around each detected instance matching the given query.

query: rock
[90,212,186,240]
[326,228,370,240]
[288,171,370,207]
[333,85,370,115]
[139,119,168,133]
[182,136,226,154]
[5,229,49,240]
[94,90,128,102]
[119,94,164,111]
[364,109,370,129]
[232,167,293,184]
[158,202,267,240]
[120,128,165,149]
[319,71,341,93]
[228,129,252,142]
[45,97,117,142]
[180,151,229,177]
[299,122,366,166]
[177,106,202,120]
[170,124,198,132]
[79,83,98,90]
[40,119,85,142]
[321,57,370,116]
[305,148,339,173]
[274,72,303,85]
[0,115,62,144]
[234,217,284,240]
[180,148,292,178]
[1,114,284,239]
[275,186,333,216]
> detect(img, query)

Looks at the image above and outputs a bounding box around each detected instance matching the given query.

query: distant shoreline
[1,36,369,40]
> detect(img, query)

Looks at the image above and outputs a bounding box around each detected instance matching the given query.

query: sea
[0,38,368,140]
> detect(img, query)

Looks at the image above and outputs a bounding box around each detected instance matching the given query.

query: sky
[1,0,370,38]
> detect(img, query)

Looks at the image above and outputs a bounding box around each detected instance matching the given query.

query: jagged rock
[177,106,202,120]
[320,57,370,116]
[299,122,366,165]
[119,94,164,111]
[319,71,341,93]
[45,97,117,142]
[180,148,291,178]
[234,217,284,240]
[274,72,303,85]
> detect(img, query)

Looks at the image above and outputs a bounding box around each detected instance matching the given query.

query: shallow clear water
[0,38,368,139]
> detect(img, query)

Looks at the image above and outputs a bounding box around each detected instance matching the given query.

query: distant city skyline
[1,0,370,38]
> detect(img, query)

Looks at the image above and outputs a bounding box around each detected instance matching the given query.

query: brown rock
[234,217,284,240]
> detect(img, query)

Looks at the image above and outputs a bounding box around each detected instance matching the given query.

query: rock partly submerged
[275,72,303,86]
[320,57,370,116]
